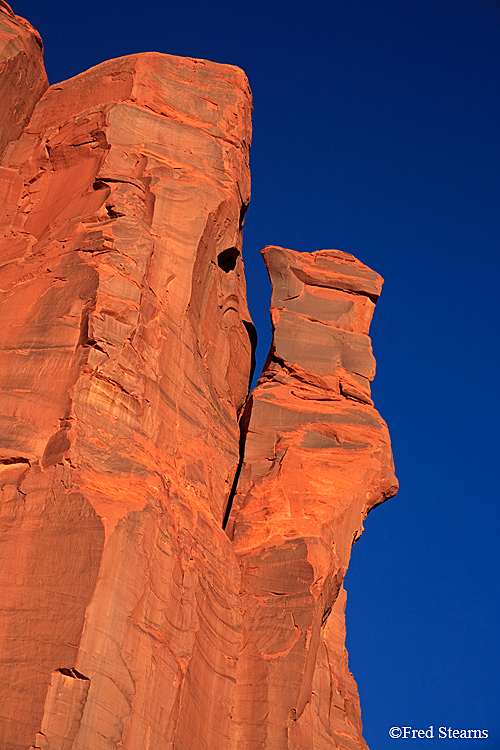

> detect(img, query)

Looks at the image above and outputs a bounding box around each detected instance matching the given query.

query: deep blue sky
[14,0,500,746]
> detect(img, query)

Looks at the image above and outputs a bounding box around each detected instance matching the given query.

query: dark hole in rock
[57,667,90,680]
[85,339,106,354]
[72,669,90,680]
[106,204,125,218]
[217,247,239,272]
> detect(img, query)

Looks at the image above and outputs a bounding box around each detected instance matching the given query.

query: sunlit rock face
[226,246,398,750]
[0,2,48,155]
[0,16,254,748]
[0,7,396,750]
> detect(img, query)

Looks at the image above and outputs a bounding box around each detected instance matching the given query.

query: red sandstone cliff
[0,6,397,750]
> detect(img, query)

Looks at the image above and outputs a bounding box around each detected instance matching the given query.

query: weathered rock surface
[226,246,398,749]
[0,2,48,155]
[0,9,397,750]
[0,20,254,749]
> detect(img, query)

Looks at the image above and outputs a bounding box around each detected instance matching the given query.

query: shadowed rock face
[0,8,397,750]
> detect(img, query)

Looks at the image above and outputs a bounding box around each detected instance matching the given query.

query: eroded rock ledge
[0,6,397,750]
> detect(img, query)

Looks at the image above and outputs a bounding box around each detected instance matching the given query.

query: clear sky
[13,0,500,746]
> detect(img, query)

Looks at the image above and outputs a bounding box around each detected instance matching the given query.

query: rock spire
[0,6,397,749]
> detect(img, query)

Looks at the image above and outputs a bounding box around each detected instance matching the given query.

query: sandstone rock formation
[226,246,397,749]
[0,2,48,155]
[0,6,397,750]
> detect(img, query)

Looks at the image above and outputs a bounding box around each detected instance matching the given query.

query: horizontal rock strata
[0,8,397,750]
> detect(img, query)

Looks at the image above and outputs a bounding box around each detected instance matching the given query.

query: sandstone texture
[226,246,397,749]
[0,8,397,750]
[0,2,48,155]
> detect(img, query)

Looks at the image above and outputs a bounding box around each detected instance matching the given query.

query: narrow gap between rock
[222,396,253,531]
